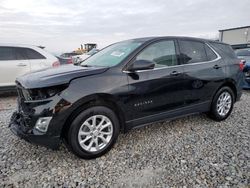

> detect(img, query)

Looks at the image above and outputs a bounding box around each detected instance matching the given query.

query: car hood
[17,64,109,89]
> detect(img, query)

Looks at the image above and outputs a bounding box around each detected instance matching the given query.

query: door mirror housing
[127,59,155,72]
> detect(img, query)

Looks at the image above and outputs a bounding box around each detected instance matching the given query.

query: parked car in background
[235,48,250,89]
[60,52,79,58]
[57,56,73,65]
[60,49,100,65]
[60,52,81,65]
[74,48,99,65]
[9,37,243,159]
[0,44,60,91]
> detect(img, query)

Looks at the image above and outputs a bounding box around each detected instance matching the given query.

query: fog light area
[35,117,52,133]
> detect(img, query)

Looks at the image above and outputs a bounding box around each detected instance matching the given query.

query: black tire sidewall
[68,106,120,159]
[210,86,235,121]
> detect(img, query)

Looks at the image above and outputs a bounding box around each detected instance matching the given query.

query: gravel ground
[0,92,249,187]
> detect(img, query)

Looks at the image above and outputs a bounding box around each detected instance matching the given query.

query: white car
[0,44,59,90]
[74,48,99,65]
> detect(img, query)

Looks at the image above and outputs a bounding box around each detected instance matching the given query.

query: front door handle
[170,71,181,76]
[213,64,221,69]
[17,63,27,67]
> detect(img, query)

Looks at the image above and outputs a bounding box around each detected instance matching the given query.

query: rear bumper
[9,111,60,149]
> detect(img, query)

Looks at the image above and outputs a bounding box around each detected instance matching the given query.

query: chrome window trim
[123,42,221,73]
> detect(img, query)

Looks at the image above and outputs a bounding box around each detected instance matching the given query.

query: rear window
[211,42,236,58]
[179,40,207,64]
[0,47,16,60]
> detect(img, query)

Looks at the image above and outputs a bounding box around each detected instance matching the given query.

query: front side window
[0,47,16,60]
[136,40,178,68]
[179,40,207,64]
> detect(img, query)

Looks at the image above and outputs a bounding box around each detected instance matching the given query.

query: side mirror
[127,59,155,72]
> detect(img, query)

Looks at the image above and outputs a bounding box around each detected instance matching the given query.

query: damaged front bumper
[9,87,65,149]
[9,111,61,149]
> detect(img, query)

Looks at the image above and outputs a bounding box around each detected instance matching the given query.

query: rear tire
[67,106,120,159]
[208,86,234,121]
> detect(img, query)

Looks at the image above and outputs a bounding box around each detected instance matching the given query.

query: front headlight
[25,84,68,101]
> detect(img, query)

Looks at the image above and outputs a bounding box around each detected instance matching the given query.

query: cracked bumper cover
[9,111,61,150]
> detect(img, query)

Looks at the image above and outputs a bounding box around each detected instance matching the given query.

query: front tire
[208,86,234,121]
[67,106,120,159]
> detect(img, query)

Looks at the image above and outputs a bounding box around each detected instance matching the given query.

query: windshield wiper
[81,64,92,67]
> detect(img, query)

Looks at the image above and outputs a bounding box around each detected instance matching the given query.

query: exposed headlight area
[17,84,68,101]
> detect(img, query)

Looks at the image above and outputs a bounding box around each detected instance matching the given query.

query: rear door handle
[170,71,181,76]
[213,65,221,69]
[17,63,27,67]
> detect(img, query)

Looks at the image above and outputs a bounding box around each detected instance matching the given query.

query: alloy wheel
[78,115,113,152]
[216,91,232,117]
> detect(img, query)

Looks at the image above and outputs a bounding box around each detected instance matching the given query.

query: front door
[124,39,186,127]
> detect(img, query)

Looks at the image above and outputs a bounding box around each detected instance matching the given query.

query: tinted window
[136,40,177,67]
[235,49,250,56]
[25,48,45,59]
[179,40,207,64]
[15,48,27,60]
[205,45,217,61]
[211,42,236,58]
[0,47,16,60]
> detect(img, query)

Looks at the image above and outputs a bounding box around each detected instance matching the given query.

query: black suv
[9,37,243,159]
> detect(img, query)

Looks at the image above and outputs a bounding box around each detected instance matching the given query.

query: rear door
[23,48,49,71]
[124,39,186,126]
[178,39,227,108]
[0,47,30,86]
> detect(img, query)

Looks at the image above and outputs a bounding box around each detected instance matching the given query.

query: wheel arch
[61,93,126,139]
[213,79,238,103]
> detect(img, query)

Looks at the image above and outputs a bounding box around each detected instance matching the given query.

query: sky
[0,0,250,54]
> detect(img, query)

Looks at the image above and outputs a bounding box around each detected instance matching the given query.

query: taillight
[239,60,245,71]
[52,60,60,67]
[67,57,73,64]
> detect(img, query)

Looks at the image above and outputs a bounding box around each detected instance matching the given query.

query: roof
[129,36,221,44]
[0,43,42,49]
[219,25,250,32]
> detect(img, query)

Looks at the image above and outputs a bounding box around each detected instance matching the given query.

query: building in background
[219,26,250,49]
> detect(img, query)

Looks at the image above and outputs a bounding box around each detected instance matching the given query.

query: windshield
[87,48,98,55]
[81,40,142,67]
[235,48,250,56]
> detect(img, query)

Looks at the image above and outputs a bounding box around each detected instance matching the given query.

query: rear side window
[25,48,46,59]
[205,45,217,61]
[179,40,207,64]
[211,42,236,58]
[15,48,27,60]
[0,47,16,60]
[136,40,178,67]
